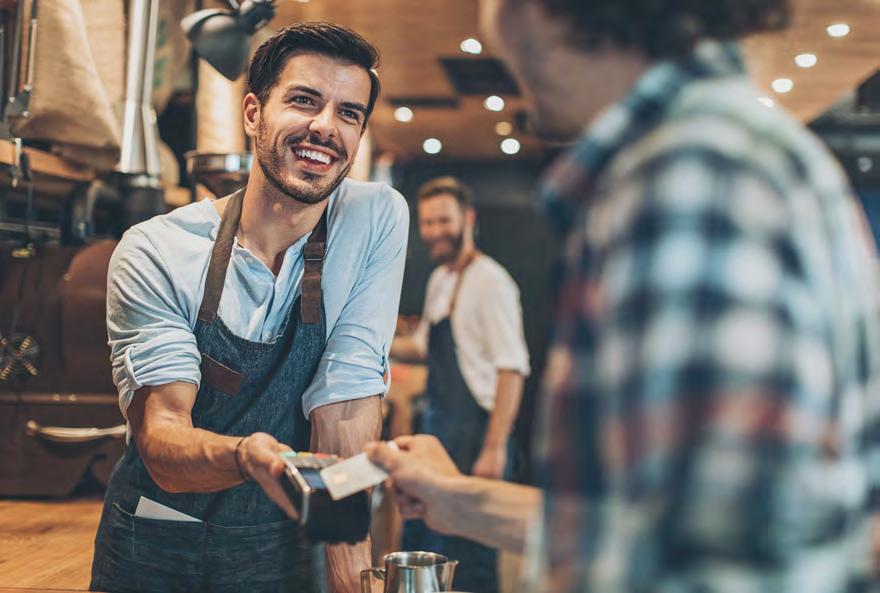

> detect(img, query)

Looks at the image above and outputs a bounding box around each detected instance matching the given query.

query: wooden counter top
[0,587,93,593]
[0,499,101,591]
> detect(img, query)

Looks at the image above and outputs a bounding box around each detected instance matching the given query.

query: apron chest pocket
[199,353,244,395]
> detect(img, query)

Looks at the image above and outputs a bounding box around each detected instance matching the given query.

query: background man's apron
[90,189,329,593]
[403,255,501,593]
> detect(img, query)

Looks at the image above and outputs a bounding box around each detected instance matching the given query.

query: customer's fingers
[392,435,417,451]
[365,441,404,473]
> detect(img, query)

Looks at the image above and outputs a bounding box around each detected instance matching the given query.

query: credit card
[320,452,389,501]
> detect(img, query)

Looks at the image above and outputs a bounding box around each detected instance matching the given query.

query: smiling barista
[89,24,408,593]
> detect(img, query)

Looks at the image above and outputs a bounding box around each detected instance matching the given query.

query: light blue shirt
[107,179,409,419]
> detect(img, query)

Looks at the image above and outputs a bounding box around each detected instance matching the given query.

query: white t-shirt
[412,254,531,411]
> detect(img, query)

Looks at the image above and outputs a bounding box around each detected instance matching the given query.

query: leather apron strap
[197,189,328,325]
[447,250,479,318]
[301,210,327,325]
[198,189,244,323]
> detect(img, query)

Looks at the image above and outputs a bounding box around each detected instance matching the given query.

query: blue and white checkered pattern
[530,41,880,593]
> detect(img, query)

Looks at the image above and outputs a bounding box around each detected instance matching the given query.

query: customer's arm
[367,435,542,552]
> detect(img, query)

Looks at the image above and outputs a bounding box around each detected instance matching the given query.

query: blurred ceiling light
[484,95,505,112]
[460,38,483,55]
[394,106,414,123]
[501,138,521,155]
[826,23,851,37]
[795,53,818,68]
[495,121,514,136]
[757,97,775,108]
[423,138,443,155]
[771,78,794,94]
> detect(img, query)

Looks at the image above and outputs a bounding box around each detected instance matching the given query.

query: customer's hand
[236,432,297,519]
[365,435,461,533]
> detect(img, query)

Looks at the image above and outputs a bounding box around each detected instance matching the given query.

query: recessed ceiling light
[495,121,513,136]
[423,138,442,155]
[771,78,794,94]
[757,97,775,108]
[393,106,413,123]
[484,95,505,112]
[795,53,818,68]
[826,23,850,37]
[500,138,521,155]
[460,38,482,55]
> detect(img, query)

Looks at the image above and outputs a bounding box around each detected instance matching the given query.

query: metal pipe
[7,0,23,106]
[23,0,37,97]
[0,12,9,122]
[116,0,161,179]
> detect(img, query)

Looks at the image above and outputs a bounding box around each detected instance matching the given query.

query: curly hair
[537,0,790,58]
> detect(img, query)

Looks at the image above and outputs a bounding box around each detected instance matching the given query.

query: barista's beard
[430,229,465,265]
[255,124,351,204]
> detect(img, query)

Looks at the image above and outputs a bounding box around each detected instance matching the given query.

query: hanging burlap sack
[10,0,122,171]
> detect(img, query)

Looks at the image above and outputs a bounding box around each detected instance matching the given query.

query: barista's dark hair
[247,22,381,125]
[535,0,790,58]
[417,177,474,209]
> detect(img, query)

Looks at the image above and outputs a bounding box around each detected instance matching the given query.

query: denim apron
[403,255,500,593]
[91,189,328,593]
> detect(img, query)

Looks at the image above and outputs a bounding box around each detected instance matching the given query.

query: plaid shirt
[529,42,880,593]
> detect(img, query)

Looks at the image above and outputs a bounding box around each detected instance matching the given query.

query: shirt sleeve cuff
[492,354,532,377]
[117,348,144,420]
[301,356,388,417]
[116,345,201,418]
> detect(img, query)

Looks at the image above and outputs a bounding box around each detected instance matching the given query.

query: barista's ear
[243,93,260,138]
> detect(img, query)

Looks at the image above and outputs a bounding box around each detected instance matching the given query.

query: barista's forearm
[440,476,542,552]
[483,370,524,448]
[140,425,245,493]
[130,384,244,493]
[311,396,383,593]
[390,335,425,362]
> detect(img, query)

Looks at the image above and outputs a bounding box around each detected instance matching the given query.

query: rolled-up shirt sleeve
[107,228,200,418]
[301,187,410,416]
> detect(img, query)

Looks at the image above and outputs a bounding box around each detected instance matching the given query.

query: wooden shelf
[0,139,94,183]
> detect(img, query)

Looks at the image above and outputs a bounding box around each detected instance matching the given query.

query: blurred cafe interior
[1,0,880,592]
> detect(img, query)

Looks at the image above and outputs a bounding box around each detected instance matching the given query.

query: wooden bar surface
[0,499,102,591]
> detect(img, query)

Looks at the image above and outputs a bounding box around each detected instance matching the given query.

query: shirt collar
[539,41,746,236]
